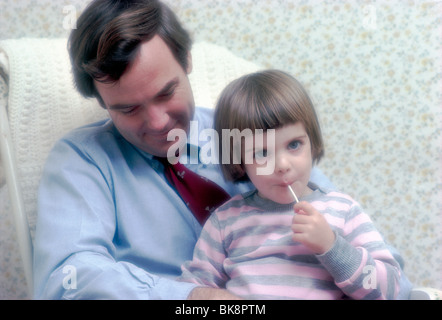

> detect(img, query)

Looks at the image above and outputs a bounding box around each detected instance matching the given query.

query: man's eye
[158,89,175,100]
[120,106,139,115]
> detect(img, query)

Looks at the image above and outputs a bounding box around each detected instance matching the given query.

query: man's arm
[310,166,335,190]
[33,136,196,299]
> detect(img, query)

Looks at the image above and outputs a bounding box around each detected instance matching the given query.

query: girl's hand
[291,201,335,254]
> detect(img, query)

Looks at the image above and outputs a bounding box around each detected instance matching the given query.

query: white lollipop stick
[288,185,299,203]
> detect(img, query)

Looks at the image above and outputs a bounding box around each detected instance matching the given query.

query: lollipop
[287,185,299,203]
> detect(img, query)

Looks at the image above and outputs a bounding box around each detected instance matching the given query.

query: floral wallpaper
[0,0,440,299]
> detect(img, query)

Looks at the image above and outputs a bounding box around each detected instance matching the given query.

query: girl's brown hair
[214,69,324,181]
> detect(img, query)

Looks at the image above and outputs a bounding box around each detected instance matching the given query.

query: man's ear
[186,51,193,74]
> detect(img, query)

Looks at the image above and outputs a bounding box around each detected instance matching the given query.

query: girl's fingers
[292,213,309,225]
[293,201,315,215]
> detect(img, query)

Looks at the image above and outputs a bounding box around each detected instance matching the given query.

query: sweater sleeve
[316,201,402,300]
[179,214,229,288]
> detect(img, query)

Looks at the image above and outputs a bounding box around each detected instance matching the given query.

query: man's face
[95,35,195,157]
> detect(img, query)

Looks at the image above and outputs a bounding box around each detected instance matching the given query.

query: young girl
[179,70,402,299]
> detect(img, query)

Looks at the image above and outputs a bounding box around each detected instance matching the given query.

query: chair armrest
[0,70,33,298]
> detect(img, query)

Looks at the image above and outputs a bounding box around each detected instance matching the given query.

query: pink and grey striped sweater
[180,184,402,299]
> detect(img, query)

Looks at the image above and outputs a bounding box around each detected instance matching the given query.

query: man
[33,0,410,299]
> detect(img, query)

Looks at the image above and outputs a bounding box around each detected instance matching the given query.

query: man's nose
[142,105,169,132]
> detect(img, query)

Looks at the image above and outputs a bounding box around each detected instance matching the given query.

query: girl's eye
[288,140,301,150]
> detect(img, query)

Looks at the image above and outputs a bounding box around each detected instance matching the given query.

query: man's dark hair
[68,0,192,105]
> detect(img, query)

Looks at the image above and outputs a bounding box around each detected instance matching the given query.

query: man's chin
[140,141,185,159]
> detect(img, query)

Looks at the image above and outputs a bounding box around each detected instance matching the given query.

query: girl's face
[243,122,313,204]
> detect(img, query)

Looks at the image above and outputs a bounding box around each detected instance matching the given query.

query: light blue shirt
[33,107,410,299]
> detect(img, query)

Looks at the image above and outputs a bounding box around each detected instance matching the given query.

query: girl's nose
[275,154,291,174]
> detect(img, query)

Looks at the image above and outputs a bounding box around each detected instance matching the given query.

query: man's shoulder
[55,118,125,159]
[43,118,121,179]
[61,118,116,145]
